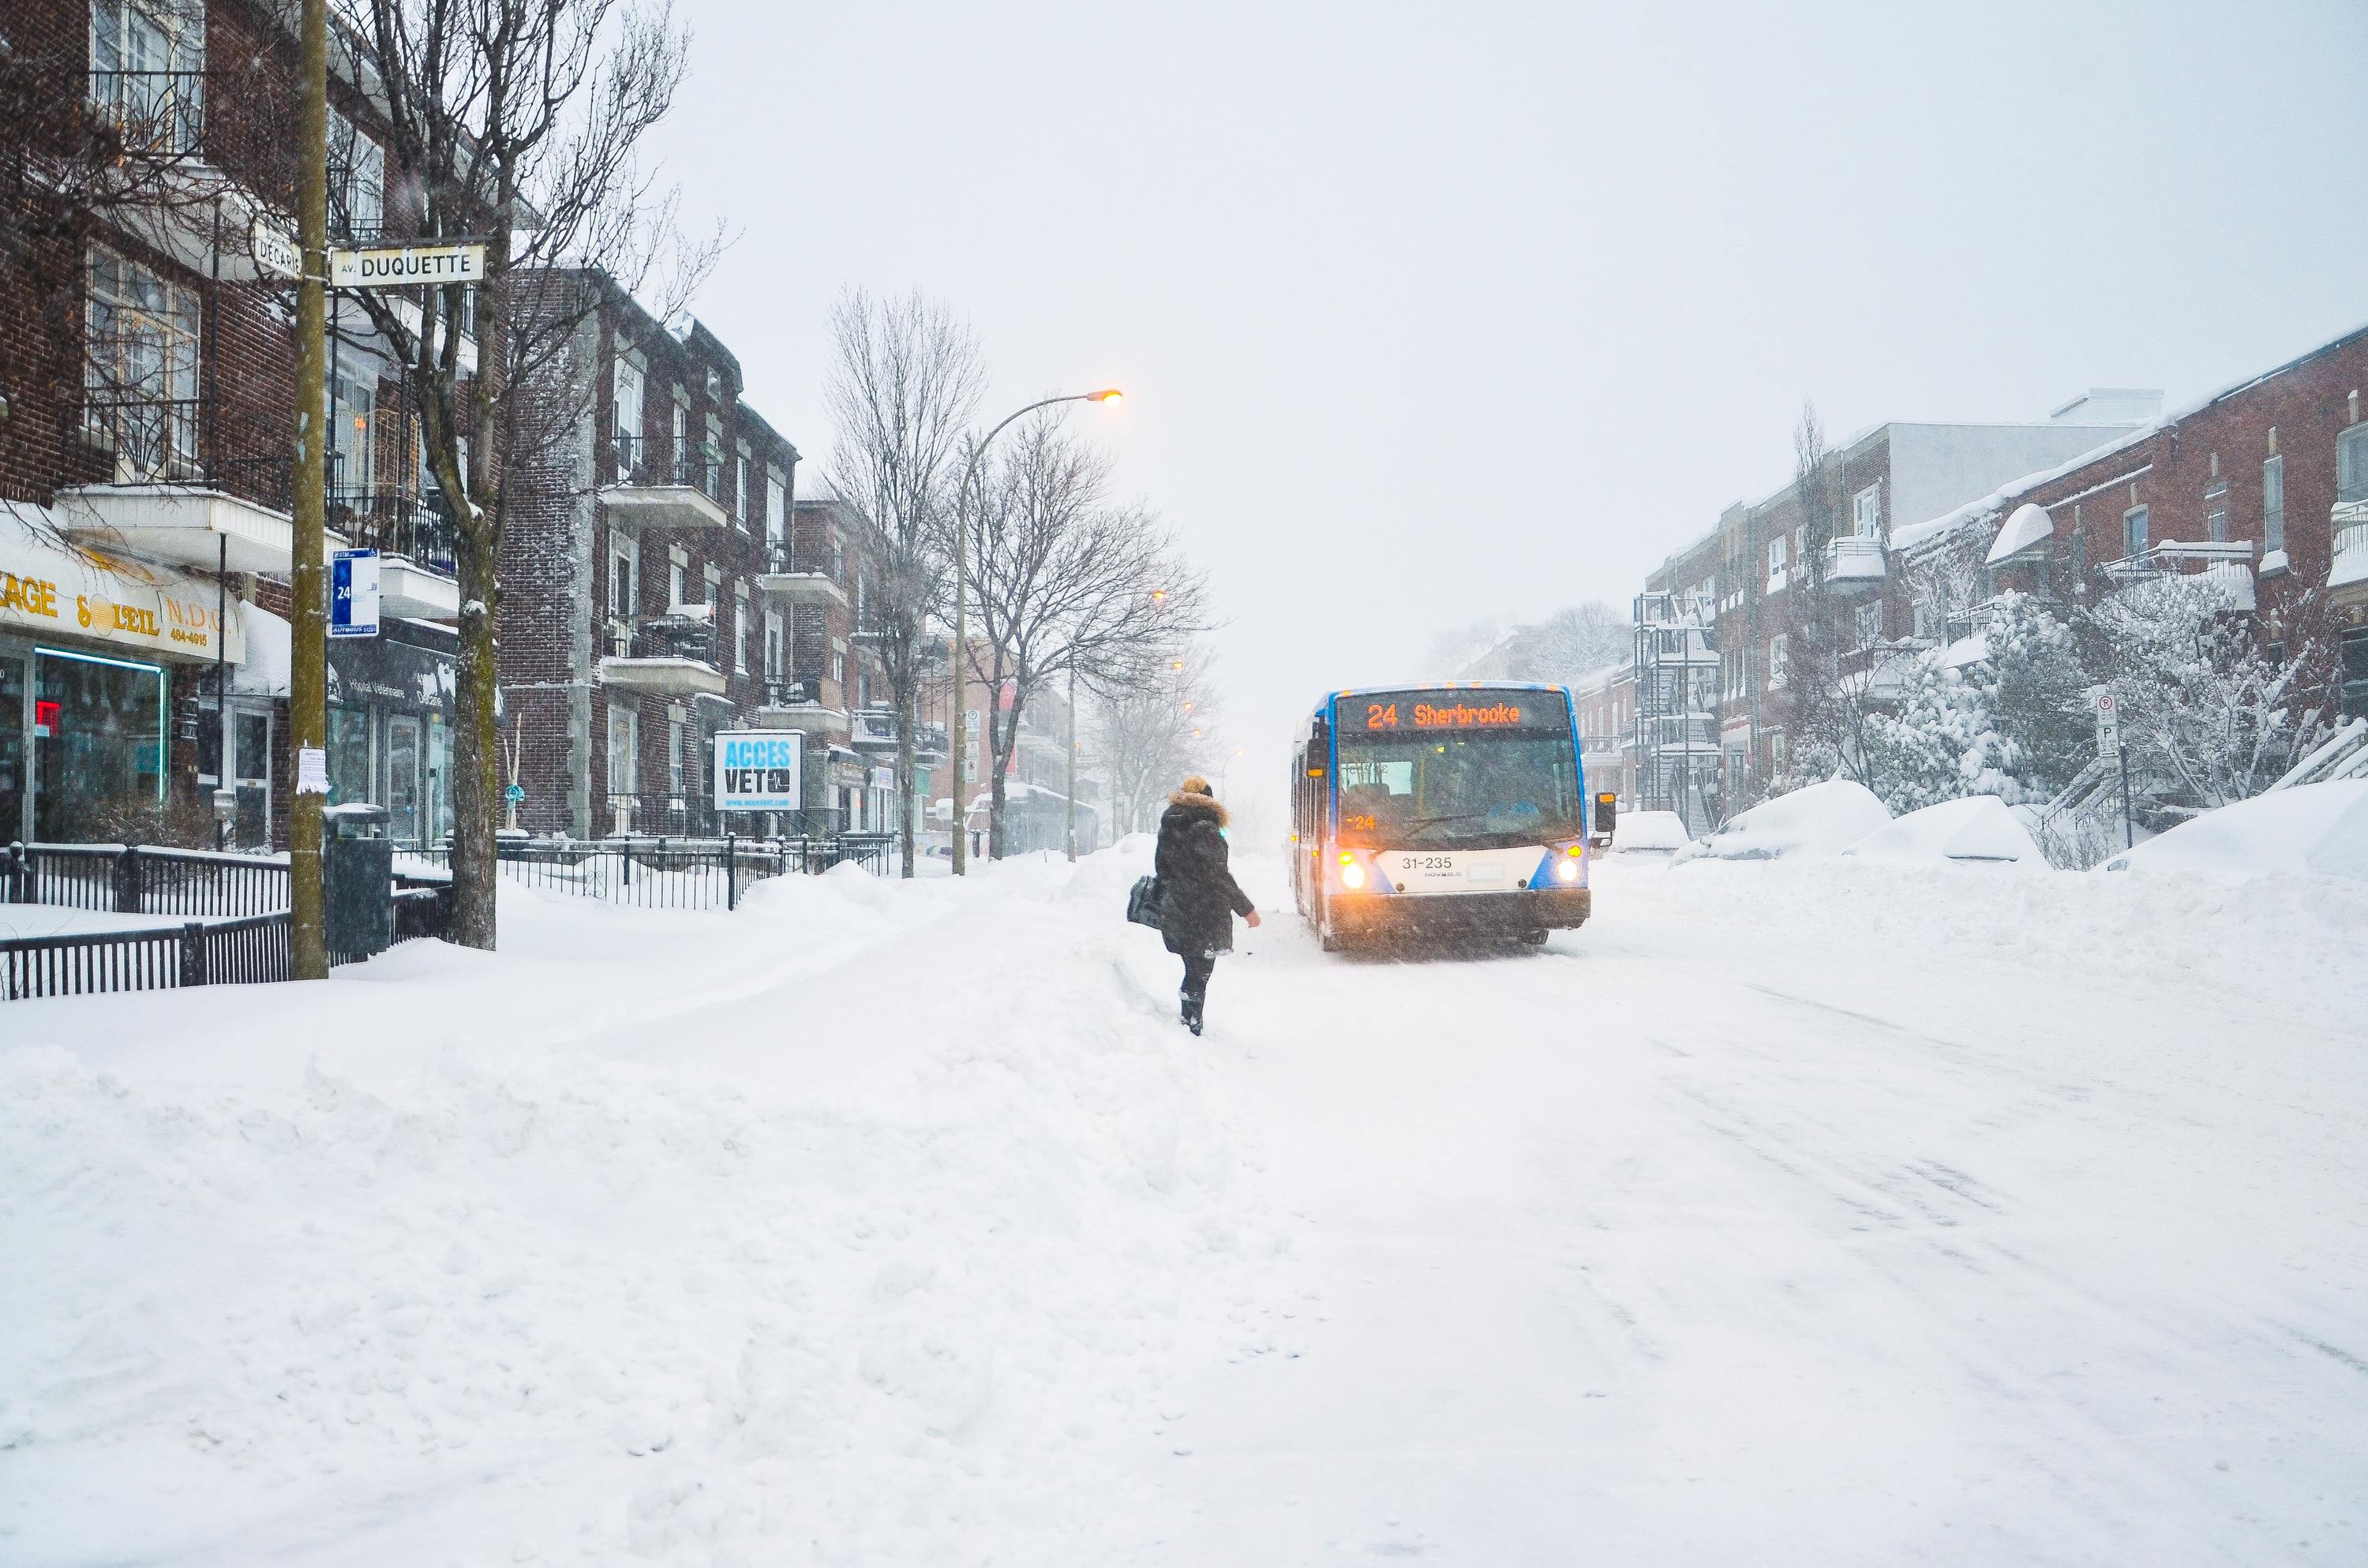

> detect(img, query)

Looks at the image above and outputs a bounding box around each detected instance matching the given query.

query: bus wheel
[1519,929,1549,947]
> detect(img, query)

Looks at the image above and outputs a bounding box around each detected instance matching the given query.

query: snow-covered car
[1610,809,1692,855]
[1842,794,2048,868]
[2100,779,2368,884]
[1673,779,1892,863]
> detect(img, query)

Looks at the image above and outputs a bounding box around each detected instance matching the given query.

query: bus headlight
[1341,861,1367,890]
[1554,857,1580,883]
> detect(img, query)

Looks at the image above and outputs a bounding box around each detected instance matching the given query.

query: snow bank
[1843,793,2047,867]
[2101,779,2368,884]
[1,855,1283,1565]
[1611,808,1691,853]
[1674,779,1891,863]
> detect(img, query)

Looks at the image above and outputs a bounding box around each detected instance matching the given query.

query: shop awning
[2,509,246,664]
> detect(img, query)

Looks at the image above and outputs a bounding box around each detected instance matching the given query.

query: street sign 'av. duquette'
[329,241,488,289]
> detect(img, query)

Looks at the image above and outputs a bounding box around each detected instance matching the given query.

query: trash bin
[324,803,394,959]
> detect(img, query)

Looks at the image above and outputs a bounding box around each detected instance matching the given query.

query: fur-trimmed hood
[1166,789,1228,827]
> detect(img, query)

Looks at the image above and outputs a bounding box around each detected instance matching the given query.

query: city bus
[1289,683,1598,950]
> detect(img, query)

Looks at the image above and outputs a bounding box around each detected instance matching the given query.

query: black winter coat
[1154,793,1255,957]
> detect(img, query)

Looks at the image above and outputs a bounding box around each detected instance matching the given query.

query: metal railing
[409,832,890,910]
[88,69,206,157]
[609,433,723,500]
[3,842,290,918]
[1825,534,1887,578]
[2098,538,2256,582]
[614,613,721,664]
[330,485,459,574]
[0,910,331,1002]
[77,395,295,514]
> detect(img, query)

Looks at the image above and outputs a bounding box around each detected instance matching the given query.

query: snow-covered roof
[1894,316,2368,559]
[1984,503,2055,566]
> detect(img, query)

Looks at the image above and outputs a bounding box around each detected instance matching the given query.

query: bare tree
[1092,652,1223,836]
[332,0,711,946]
[1421,617,1504,677]
[954,414,1210,857]
[825,288,984,877]
[1777,399,1883,787]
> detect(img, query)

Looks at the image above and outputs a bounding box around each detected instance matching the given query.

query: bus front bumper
[1330,885,1591,938]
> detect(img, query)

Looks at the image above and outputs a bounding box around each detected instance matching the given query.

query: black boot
[1182,990,1205,1036]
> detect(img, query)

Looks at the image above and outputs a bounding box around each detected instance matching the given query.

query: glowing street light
[951,385,1125,875]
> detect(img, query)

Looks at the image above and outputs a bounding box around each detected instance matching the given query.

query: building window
[671,396,688,477]
[766,473,786,543]
[2264,455,2285,554]
[1766,534,1787,586]
[765,611,783,678]
[666,717,686,797]
[1856,601,1883,649]
[667,558,686,609]
[1853,481,1883,538]
[734,446,751,526]
[610,541,636,618]
[734,591,750,672]
[2123,504,2149,558]
[2339,424,2368,507]
[84,246,200,479]
[606,706,637,795]
[328,108,384,239]
[328,365,374,495]
[2205,507,2227,544]
[91,0,204,154]
[613,354,643,462]
[1768,634,1789,690]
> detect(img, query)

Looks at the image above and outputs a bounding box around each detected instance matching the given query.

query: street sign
[249,216,300,281]
[714,731,802,813]
[328,241,488,289]
[2094,691,2120,761]
[330,549,380,638]
[871,766,895,791]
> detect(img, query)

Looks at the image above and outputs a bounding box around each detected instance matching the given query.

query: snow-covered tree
[1860,652,2018,812]
[1973,593,2091,799]
[2082,574,2329,810]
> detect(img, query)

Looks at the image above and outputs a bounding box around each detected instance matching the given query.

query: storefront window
[32,647,164,841]
[0,653,27,842]
[328,704,372,805]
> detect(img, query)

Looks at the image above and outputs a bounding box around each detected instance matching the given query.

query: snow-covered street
[6,846,2366,1566]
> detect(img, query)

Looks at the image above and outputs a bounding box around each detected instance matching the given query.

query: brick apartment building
[1586,324,2368,824]
[1891,324,2368,721]
[1633,407,2148,807]
[498,281,922,841]
[1,0,462,850]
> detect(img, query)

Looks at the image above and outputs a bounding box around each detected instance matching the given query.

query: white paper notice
[297,747,331,795]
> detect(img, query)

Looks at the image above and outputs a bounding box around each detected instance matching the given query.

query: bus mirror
[1592,791,1617,845]
[1310,717,1330,756]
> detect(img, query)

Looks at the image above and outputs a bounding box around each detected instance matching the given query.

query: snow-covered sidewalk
[5,846,2365,1565]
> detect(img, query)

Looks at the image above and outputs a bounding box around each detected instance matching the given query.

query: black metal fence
[2,842,290,917]
[409,833,899,909]
[2,911,305,1001]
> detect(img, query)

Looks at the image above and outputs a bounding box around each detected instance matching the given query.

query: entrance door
[0,653,26,842]
[232,706,272,848]
[387,715,422,845]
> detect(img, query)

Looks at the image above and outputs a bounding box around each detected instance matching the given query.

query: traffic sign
[2094,691,2120,761]
[330,549,380,638]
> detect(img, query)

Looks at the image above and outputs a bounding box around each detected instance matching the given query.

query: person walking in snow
[1155,775,1259,1035]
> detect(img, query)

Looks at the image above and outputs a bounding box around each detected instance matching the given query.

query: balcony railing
[88,69,206,158]
[328,486,459,574]
[2097,538,2256,583]
[2329,505,2368,592]
[1823,534,1887,588]
[78,395,293,513]
[613,614,719,664]
[608,433,723,500]
[852,708,898,749]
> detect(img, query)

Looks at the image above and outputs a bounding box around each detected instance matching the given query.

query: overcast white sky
[641,0,2368,818]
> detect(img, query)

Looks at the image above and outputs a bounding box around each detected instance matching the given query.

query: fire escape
[1630,589,1722,831]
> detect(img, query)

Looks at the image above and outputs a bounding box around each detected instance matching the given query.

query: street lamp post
[950,387,1121,875]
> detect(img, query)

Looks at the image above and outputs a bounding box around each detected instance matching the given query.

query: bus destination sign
[1336,689,1554,732]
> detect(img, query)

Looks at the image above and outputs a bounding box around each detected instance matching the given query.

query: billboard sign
[714,730,802,812]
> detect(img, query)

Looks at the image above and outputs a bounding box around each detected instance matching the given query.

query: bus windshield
[1335,731,1582,849]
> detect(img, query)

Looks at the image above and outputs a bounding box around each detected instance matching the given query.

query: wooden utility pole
[288,0,328,976]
